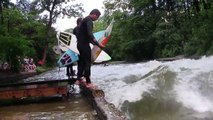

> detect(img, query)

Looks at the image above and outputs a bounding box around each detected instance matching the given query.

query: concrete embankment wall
[80,84,128,120]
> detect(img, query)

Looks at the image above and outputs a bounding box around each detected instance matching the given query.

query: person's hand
[99,43,105,49]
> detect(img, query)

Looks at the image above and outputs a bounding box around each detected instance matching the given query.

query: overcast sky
[54,0,105,31]
[11,0,105,31]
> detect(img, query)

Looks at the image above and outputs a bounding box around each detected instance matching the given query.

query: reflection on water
[0,95,98,120]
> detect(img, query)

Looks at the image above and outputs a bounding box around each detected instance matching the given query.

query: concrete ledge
[0,72,36,84]
[157,55,185,61]
[80,84,128,120]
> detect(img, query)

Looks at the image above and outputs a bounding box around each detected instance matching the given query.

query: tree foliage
[0,0,84,72]
[0,7,34,72]
[30,0,84,66]
[1,0,212,72]
[103,0,213,61]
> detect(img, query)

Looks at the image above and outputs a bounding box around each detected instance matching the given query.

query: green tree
[103,0,213,62]
[184,4,213,56]
[31,0,84,66]
[0,8,33,72]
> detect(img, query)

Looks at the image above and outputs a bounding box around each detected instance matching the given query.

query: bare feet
[75,79,86,85]
[86,83,93,88]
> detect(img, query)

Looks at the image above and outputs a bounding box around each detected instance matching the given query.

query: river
[1,56,213,120]
[92,56,213,120]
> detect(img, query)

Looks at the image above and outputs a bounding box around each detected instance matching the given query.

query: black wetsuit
[66,25,80,78]
[76,16,99,84]
[73,26,80,36]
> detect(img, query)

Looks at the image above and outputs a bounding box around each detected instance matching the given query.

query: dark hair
[90,9,101,17]
[76,18,82,25]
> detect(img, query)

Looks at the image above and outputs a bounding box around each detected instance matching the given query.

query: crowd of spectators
[22,58,36,72]
[0,57,36,72]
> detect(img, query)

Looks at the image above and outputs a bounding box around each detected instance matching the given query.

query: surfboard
[56,30,111,63]
[91,19,114,62]
[52,45,62,55]
[57,32,79,54]
[57,49,78,67]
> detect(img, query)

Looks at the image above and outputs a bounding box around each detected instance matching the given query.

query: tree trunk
[41,43,48,66]
[41,0,56,67]
[202,0,209,10]
[0,1,3,24]
[193,0,200,13]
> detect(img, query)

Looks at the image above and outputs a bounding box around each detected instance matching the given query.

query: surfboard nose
[56,31,60,39]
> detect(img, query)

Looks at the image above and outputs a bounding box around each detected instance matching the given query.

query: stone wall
[80,84,128,120]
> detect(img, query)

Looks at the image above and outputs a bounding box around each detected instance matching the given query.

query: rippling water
[0,94,98,120]
[1,56,213,120]
[91,56,213,120]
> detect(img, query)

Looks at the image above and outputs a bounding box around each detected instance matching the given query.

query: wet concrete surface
[0,71,36,84]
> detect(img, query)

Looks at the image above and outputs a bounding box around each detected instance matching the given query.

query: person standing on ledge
[73,18,82,36]
[76,9,104,88]
[66,18,82,79]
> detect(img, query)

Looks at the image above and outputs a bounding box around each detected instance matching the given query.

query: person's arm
[87,20,98,45]
[87,20,104,49]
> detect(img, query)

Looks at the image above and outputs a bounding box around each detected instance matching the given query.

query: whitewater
[26,56,213,120]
